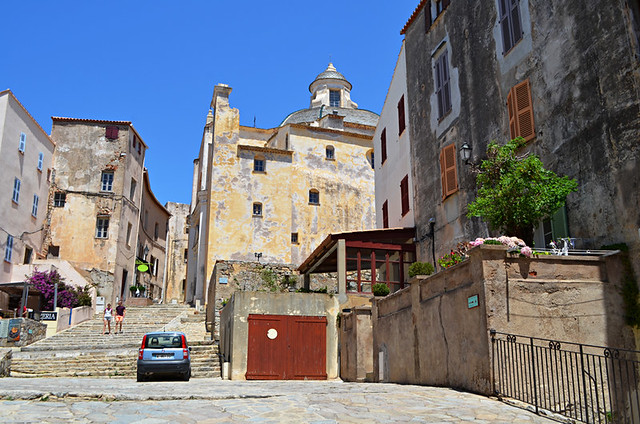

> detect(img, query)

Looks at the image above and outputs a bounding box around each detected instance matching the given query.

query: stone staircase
[9,304,221,378]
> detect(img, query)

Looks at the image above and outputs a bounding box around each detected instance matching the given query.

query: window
[330,90,341,107]
[137,139,142,155]
[254,157,265,172]
[18,132,26,153]
[23,246,33,264]
[154,257,159,277]
[48,245,60,258]
[37,152,44,171]
[106,126,119,139]
[184,249,188,263]
[101,171,114,192]
[154,223,159,240]
[499,0,523,54]
[12,178,21,203]
[285,134,289,150]
[47,169,51,182]
[309,189,320,205]
[400,175,410,216]
[381,128,387,165]
[54,191,66,207]
[32,194,39,218]
[507,79,535,142]
[397,95,406,135]
[126,223,132,246]
[439,144,459,200]
[367,150,375,169]
[130,178,137,200]
[132,135,137,150]
[426,0,450,30]
[291,232,298,244]
[434,49,452,120]
[96,216,110,238]
[326,146,335,160]
[382,201,389,229]
[252,202,262,217]
[4,235,13,262]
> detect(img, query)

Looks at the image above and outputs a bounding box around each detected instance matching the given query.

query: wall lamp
[254,252,262,262]
[460,142,472,164]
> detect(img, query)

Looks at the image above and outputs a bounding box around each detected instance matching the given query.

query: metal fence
[491,331,640,423]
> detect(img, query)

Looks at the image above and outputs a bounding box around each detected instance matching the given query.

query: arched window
[309,189,320,205]
[252,202,263,216]
[326,145,335,160]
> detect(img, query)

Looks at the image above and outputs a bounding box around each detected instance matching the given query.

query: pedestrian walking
[103,303,113,335]
[114,300,126,334]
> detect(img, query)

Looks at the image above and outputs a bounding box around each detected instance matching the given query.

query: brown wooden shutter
[514,79,535,141]
[400,175,409,216]
[106,126,118,139]
[381,128,387,164]
[398,95,405,135]
[440,144,458,200]
[382,201,389,229]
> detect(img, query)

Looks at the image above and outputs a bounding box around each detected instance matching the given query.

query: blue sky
[1,1,418,205]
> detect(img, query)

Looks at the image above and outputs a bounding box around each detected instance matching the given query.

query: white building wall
[373,43,415,229]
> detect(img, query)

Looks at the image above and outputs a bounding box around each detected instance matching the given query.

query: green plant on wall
[261,269,280,292]
[372,283,390,297]
[467,137,578,245]
[408,262,435,277]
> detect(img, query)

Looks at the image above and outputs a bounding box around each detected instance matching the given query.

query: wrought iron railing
[491,331,640,423]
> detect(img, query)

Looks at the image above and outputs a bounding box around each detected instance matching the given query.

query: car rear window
[145,334,184,348]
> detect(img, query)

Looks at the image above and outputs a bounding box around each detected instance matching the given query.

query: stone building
[164,201,189,303]
[0,90,55,311]
[49,118,167,304]
[400,1,640,268]
[187,64,379,307]
[136,170,170,301]
[373,42,415,230]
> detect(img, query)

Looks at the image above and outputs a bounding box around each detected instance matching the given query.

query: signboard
[8,319,21,341]
[467,295,479,309]
[219,277,228,285]
[0,320,9,338]
[40,311,58,321]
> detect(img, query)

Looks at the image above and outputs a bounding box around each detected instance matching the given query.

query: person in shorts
[102,303,113,335]
[114,300,126,334]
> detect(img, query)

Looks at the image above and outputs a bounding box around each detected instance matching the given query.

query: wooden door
[246,314,327,380]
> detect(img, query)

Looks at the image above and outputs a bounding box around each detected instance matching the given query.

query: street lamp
[460,142,472,164]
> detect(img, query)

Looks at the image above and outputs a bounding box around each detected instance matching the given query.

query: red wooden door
[246,314,327,380]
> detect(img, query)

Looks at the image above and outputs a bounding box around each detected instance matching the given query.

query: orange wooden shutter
[507,89,517,139]
[514,79,535,141]
[440,144,458,200]
[439,149,447,199]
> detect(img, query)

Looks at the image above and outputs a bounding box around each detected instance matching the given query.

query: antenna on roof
[253,116,256,128]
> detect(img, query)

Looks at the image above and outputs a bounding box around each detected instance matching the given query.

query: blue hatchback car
[137,332,191,382]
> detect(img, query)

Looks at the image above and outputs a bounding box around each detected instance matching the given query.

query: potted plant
[372,283,390,297]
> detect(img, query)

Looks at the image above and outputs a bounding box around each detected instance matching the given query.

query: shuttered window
[381,128,387,165]
[382,201,389,229]
[434,50,452,120]
[498,0,523,54]
[507,79,535,142]
[18,132,26,153]
[397,95,406,135]
[106,126,119,139]
[439,144,458,200]
[400,175,410,216]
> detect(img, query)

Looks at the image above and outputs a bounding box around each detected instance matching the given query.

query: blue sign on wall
[219,277,228,285]
[468,295,479,309]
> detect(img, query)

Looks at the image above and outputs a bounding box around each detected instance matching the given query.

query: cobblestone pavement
[0,378,557,423]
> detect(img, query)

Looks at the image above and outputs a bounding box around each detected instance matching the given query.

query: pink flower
[521,246,533,257]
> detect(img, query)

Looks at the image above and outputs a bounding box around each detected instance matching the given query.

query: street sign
[468,295,479,309]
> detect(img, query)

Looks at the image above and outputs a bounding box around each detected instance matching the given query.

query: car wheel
[181,370,190,381]
[137,372,145,382]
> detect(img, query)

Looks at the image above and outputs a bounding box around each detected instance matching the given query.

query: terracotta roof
[0,89,56,147]
[400,0,428,35]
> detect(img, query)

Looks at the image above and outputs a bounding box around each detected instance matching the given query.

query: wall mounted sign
[8,319,21,341]
[468,295,479,309]
[40,311,58,321]
[219,277,228,285]
[267,328,278,340]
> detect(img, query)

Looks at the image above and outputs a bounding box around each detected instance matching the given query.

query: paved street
[0,378,557,423]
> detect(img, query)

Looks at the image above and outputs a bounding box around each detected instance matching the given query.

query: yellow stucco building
[187,64,379,305]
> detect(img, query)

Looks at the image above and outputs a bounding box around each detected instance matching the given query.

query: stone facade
[49,118,167,304]
[0,90,55,286]
[401,1,640,273]
[187,64,378,308]
[164,202,189,303]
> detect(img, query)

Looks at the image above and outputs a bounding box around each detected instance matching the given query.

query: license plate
[154,353,173,358]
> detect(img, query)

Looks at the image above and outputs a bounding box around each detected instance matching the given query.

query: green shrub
[372,283,390,297]
[483,239,502,245]
[408,262,435,277]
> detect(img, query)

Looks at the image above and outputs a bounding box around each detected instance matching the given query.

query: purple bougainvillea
[25,269,92,310]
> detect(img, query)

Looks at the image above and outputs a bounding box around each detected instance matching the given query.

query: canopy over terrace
[0,281,43,318]
[298,228,416,303]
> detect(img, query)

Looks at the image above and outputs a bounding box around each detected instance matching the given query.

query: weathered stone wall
[0,318,47,348]
[371,245,633,395]
[339,305,373,382]
[0,348,10,377]
[404,2,640,276]
[165,202,189,303]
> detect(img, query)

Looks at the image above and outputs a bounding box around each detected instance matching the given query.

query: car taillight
[138,348,144,360]
[138,335,147,360]
[183,348,189,359]
[181,335,187,348]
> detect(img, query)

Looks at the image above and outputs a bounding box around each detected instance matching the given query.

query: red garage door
[246,314,327,380]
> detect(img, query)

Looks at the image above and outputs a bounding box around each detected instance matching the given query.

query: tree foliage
[466,138,578,243]
[26,269,92,310]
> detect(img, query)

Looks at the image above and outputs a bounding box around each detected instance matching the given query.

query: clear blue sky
[1,1,418,205]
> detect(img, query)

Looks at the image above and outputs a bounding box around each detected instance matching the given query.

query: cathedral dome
[309,63,352,92]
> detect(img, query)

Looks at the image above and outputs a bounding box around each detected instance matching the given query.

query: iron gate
[492,331,640,423]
